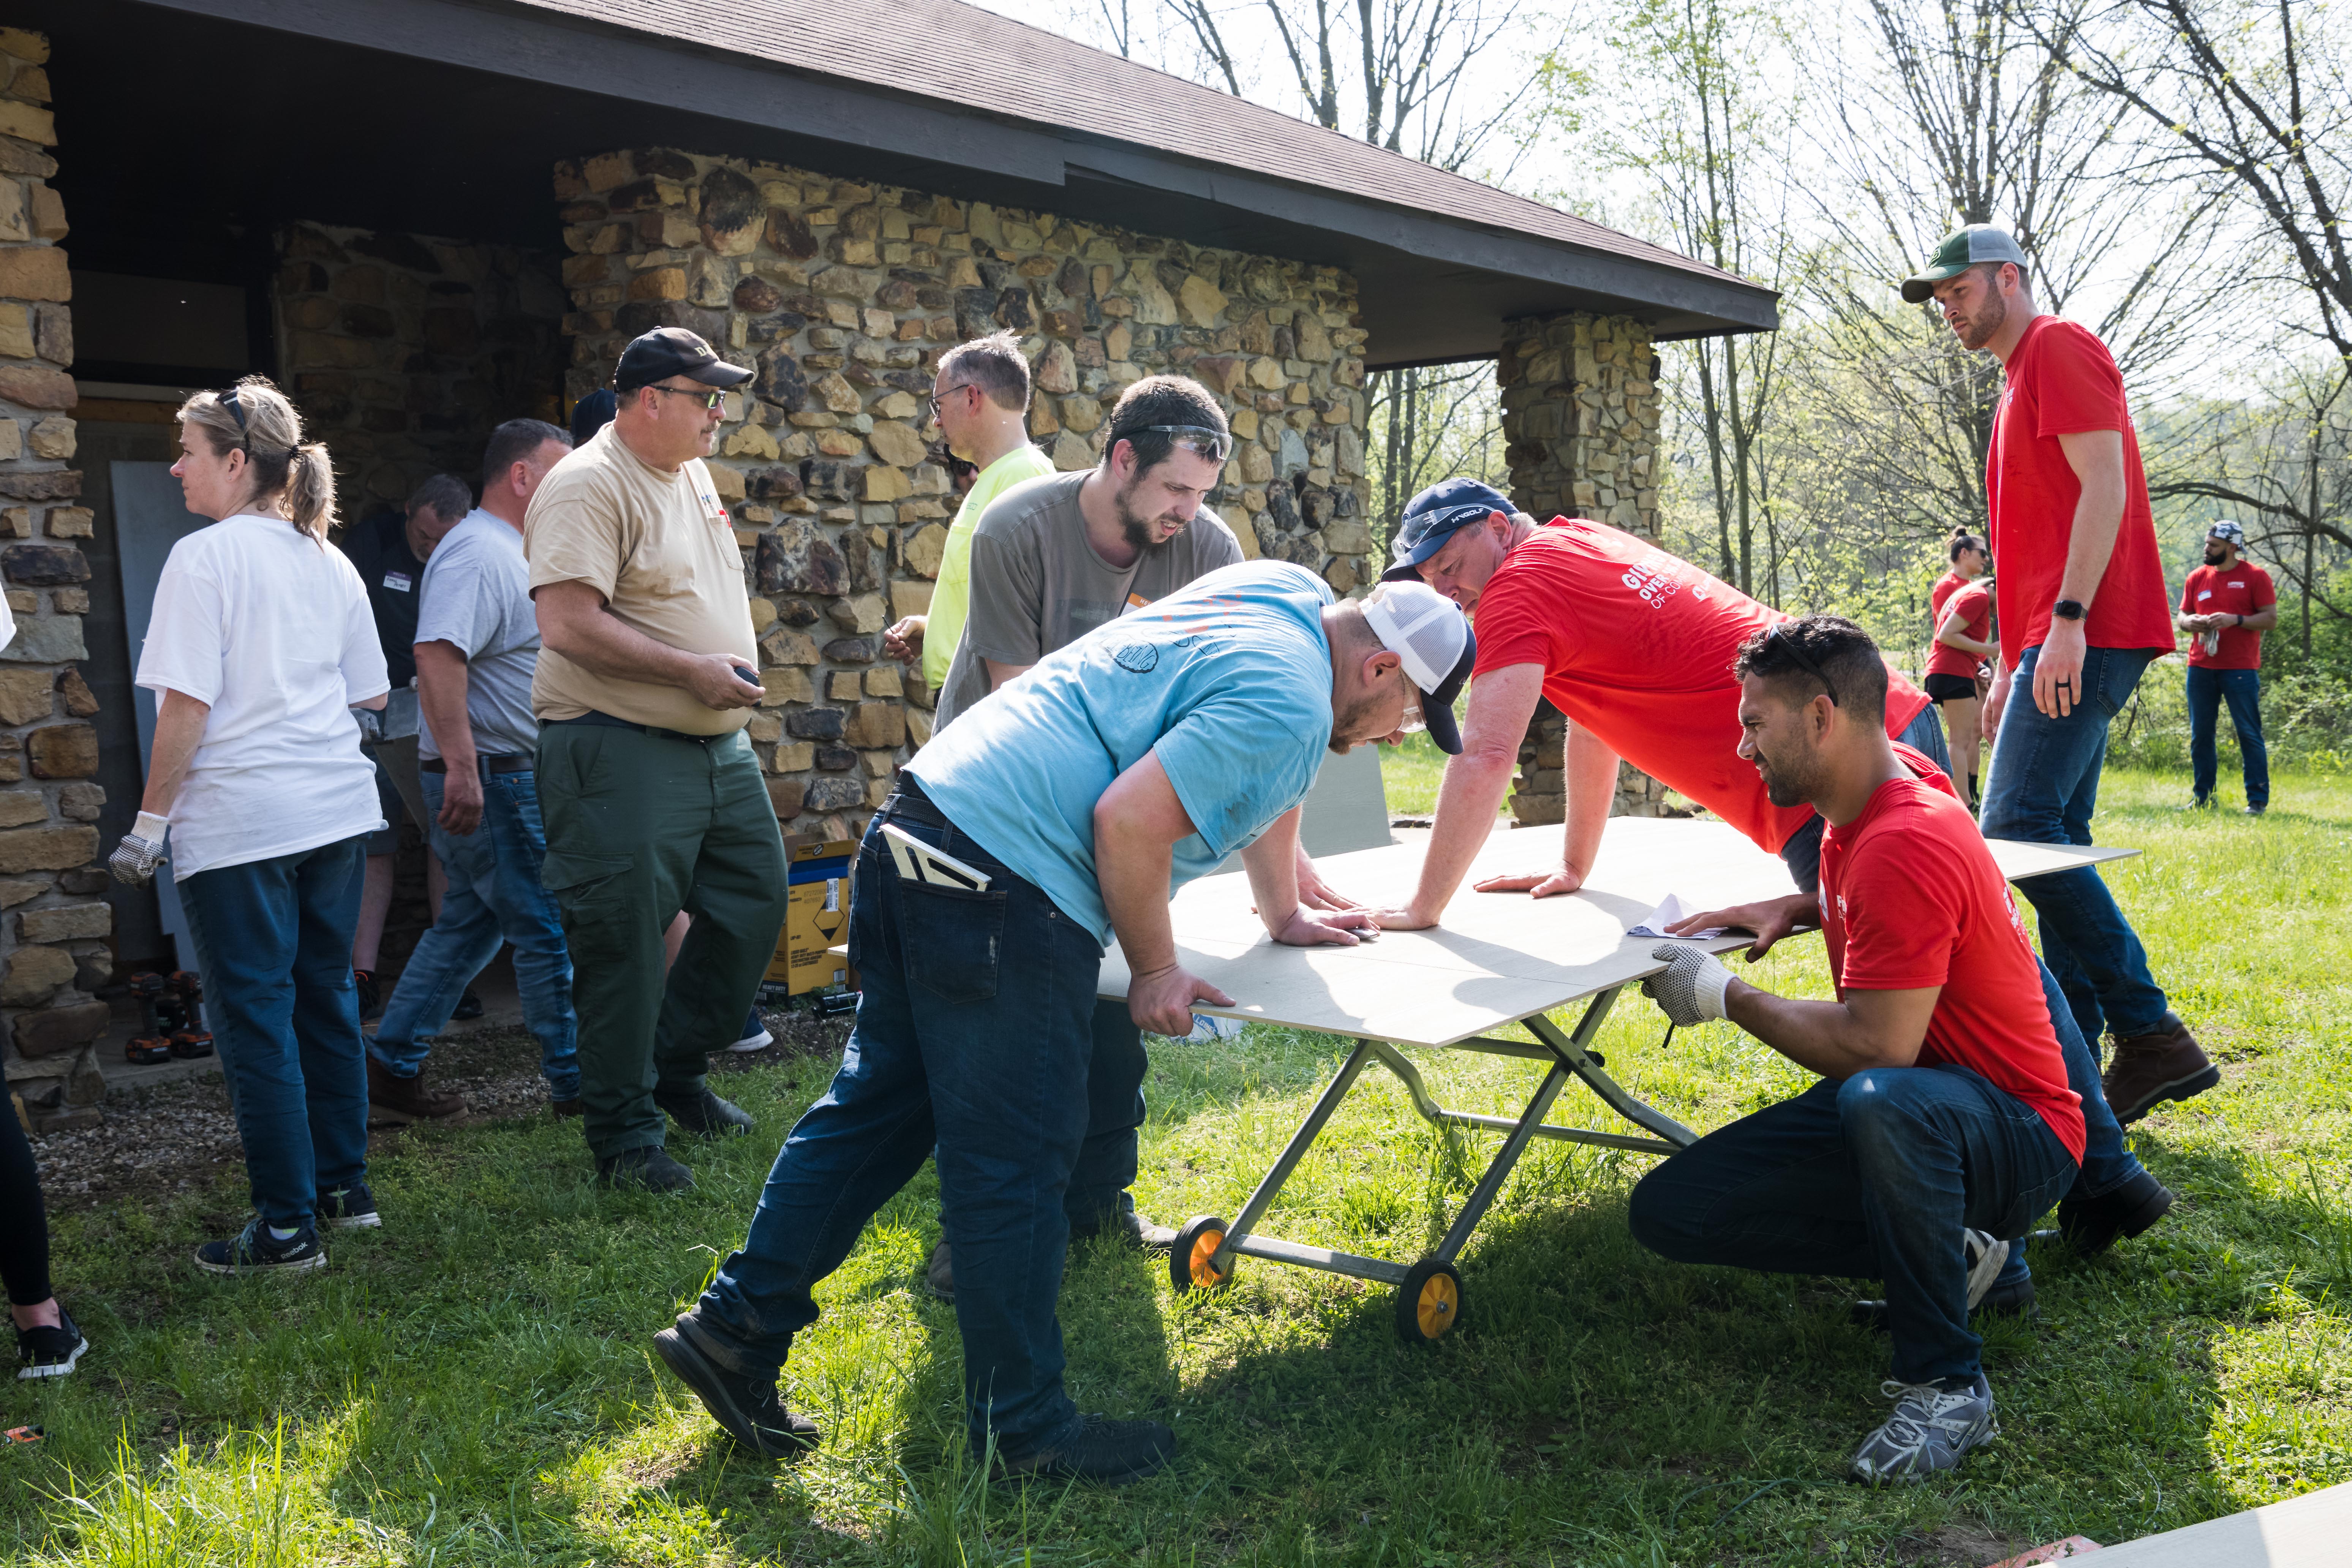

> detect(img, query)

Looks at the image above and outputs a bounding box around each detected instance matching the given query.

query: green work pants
[535,722,789,1159]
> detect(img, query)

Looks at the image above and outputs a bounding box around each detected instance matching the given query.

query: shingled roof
[520,0,1751,300]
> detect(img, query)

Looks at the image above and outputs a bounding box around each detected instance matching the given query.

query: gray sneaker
[1850,1374,1996,1483]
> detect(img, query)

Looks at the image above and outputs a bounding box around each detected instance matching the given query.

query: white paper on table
[1628,892,1726,940]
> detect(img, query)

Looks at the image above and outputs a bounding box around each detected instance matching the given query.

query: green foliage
[8,774,2352,1564]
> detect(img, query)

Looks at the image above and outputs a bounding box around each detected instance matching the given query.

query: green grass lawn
[8,769,2351,1566]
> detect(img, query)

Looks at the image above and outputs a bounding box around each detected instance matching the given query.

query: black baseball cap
[614,327,753,393]
[1382,477,1514,582]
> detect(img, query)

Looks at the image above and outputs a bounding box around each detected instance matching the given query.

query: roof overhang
[32,0,1777,365]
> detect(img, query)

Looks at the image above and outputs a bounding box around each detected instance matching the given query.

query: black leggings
[0,1103,50,1307]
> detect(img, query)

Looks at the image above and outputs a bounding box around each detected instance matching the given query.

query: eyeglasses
[647,384,733,414]
[1129,424,1233,463]
[1764,623,1837,707]
[927,382,978,419]
[1398,684,1427,735]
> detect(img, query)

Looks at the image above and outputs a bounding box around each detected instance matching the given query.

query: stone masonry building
[11,0,1774,1121]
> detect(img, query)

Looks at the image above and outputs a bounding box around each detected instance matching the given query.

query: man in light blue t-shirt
[658,564,1474,1484]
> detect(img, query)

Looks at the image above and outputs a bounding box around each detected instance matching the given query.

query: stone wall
[1496,311,1668,828]
[550,148,1372,830]
[0,26,108,1133]
[276,223,566,511]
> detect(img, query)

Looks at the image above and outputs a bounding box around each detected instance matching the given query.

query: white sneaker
[729,1006,773,1054]
[1851,1374,1996,1483]
[1963,1228,2009,1310]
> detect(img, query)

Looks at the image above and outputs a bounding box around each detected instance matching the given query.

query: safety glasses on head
[1765,623,1838,707]
[1131,424,1232,463]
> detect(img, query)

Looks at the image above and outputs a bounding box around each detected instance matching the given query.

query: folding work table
[1097,816,2136,1343]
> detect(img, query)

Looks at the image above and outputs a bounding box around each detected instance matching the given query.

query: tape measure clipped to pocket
[882,824,992,893]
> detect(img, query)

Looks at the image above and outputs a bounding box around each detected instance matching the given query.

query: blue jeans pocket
[898,879,1008,1004]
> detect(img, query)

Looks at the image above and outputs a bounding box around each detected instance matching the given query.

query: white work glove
[1641,941,1731,1027]
[353,705,385,746]
[109,811,171,887]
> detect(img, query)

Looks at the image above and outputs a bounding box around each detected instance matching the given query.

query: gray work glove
[109,811,171,887]
[1641,941,1732,1027]
[353,705,385,747]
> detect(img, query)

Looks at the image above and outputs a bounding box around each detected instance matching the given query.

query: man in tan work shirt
[526,327,787,1192]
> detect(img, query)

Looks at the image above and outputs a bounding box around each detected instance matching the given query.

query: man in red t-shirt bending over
[1633,615,2080,1483]
[1368,479,1945,921]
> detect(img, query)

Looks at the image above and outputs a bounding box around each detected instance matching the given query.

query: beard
[1753,738,1823,809]
[2204,546,2227,565]
[1327,686,1394,754]
[1954,285,2009,351]
[1113,478,1187,553]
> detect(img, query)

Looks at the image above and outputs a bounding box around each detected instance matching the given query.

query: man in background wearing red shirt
[1635,616,2080,1483]
[1909,224,2215,1125]
[2177,520,2275,813]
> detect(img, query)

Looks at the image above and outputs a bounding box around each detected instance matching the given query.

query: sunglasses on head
[1765,623,1838,707]
[1128,424,1233,463]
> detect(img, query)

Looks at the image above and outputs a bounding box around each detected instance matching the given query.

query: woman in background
[1927,527,1996,808]
[110,376,391,1272]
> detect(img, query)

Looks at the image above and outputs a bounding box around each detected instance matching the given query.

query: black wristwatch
[2052,598,2087,621]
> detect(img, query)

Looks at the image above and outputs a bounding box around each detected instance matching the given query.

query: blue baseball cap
[1382,477,1513,582]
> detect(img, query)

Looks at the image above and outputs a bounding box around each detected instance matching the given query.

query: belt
[421,755,532,775]
[543,710,733,746]
[879,776,947,830]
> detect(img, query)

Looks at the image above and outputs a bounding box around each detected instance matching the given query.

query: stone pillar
[1496,312,1668,828]
[0,27,111,1132]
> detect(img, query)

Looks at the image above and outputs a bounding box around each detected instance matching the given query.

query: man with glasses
[1374,481,2171,1291]
[918,373,1272,1299]
[523,327,783,1191]
[881,332,1053,690]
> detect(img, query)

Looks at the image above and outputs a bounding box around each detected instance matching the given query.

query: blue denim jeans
[177,834,373,1227]
[1630,1064,2077,1385]
[695,792,1099,1459]
[1979,644,2171,1044]
[1896,699,1953,780]
[369,767,579,1102]
[2188,666,2268,808]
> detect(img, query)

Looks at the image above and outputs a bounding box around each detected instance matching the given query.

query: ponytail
[175,376,338,544]
[284,443,339,542]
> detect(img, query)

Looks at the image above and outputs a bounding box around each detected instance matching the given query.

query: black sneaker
[195,1218,327,1275]
[655,1087,753,1139]
[652,1312,819,1459]
[2058,1168,2173,1256]
[597,1146,696,1192]
[354,969,383,1022]
[453,989,485,1021]
[999,1414,1175,1484]
[16,1308,87,1380]
[316,1183,382,1231]
[1076,1208,1177,1254]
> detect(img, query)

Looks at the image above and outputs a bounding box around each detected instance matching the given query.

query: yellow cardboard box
[769,834,856,994]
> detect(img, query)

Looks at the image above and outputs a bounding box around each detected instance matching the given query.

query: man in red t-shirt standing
[1907,224,2214,1125]
[1634,616,2080,1483]
[2177,520,2276,813]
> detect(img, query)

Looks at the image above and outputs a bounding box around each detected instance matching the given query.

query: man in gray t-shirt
[916,374,1358,1308]
[366,420,583,1122]
[933,468,1244,728]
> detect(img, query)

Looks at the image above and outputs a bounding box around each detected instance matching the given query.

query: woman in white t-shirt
[109,376,391,1274]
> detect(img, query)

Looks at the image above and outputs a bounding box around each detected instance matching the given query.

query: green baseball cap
[1900,224,2030,303]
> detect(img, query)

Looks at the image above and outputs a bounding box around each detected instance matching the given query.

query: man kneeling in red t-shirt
[1632,616,2081,1484]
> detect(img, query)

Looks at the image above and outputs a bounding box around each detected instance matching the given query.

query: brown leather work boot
[365,1056,465,1122]
[2102,1014,2220,1124]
